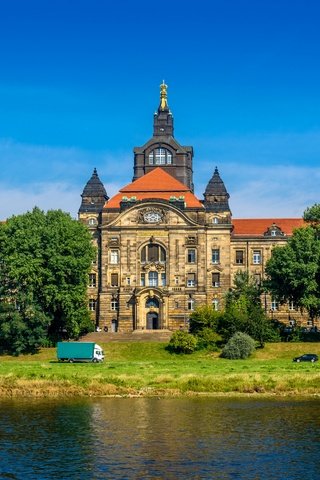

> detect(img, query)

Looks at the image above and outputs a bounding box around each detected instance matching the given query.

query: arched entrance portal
[146,312,159,330]
[145,296,160,330]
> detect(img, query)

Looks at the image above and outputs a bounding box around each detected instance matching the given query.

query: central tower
[133,82,194,191]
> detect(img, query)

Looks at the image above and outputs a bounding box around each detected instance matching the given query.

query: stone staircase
[80,330,173,343]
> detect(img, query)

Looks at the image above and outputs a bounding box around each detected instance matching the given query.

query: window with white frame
[161,273,166,286]
[289,301,297,311]
[89,299,96,311]
[148,271,158,287]
[212,248,220,264]
[212,298,219,311]
[110,250,119,264]
[140,273,145,287]
[148,148,172,165]
[111,299,118,311]
[187,249,196,263]
[271,299,278,311]
[253,250,261,264]
[212,272,220,287]
[187,273,196,287]
[235,250,244,264]
[89,273,96,287]
[187,297,194,310]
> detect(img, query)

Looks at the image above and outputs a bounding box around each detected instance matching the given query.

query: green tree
[265,224,320,324]
[219,271,275,347]
[303,203,320,226]
[167,330,198,354]
[0,208,95,353]
[189,305,221,334]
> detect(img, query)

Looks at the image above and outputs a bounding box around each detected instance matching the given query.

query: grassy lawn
[0,342,319,398]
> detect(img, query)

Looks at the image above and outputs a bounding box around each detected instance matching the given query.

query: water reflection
[0,397,319,479]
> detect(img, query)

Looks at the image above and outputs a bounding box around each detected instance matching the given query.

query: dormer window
[148,148,172,165]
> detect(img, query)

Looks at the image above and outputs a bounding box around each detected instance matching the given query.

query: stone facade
[79,84,310,332]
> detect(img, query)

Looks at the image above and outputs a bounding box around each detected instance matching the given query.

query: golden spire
[160,80,168,110]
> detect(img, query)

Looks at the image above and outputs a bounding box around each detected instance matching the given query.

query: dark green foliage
[265,225,320,322]
[167,330,198,354]
[0,207,96,353]
[189,305,221,334]
[219,272,277,347]
[0,303,50,355]
[196,328,221,351]
[221,332,256,359]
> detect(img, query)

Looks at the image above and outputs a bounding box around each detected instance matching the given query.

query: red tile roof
[106,168,204,209]
[232,218,305,236]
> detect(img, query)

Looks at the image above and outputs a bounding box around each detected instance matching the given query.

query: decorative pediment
[137,207,168,224]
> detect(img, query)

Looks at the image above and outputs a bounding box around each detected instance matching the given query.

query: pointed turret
[203,167,231,214]
[153,81,174,137]
[79,168,109,214]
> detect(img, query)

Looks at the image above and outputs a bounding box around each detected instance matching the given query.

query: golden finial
[160,80,168,110]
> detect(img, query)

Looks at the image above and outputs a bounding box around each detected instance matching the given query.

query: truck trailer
[57,342,104,363]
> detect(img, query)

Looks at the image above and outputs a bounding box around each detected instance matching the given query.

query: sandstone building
[79,83,306,332]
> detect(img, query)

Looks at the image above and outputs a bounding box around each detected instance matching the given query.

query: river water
[0,397,319,479]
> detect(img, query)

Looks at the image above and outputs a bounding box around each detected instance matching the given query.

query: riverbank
[0,342,319,398]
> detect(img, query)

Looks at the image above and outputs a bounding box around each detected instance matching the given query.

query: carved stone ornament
[142,262,165,272]
[137,208,167,224]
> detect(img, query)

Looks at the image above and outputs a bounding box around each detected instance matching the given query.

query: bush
[189,305,221,334]
[221,332,256,359]
[167,330,198,354]
[196,328,221,351]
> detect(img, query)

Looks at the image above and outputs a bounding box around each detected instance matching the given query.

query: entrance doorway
[146,312,159,330]
[111,318,118,332]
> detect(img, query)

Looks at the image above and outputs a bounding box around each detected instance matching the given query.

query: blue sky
[1,0,319,219]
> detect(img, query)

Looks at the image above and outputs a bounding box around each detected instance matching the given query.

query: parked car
[293,354,318,363]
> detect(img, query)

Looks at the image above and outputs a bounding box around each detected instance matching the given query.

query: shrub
[196,328,221,351]
[168,330,198,354]
[221,332,256,359]
[189,305,221,334]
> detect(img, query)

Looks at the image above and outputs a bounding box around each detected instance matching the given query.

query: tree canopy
[265,222,320,322]
[0,208,96,354]
[219,271,276,346]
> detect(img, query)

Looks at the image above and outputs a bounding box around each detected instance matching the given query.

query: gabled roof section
[232,218,305,237]
[121,167,188,192]
[106,168,203,209]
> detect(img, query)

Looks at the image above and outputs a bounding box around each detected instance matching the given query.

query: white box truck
[57,342,104,363]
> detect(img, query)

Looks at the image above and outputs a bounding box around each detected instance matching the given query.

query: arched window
[148,148,172,165]
[141,244,166,263]
[146,297,159,308]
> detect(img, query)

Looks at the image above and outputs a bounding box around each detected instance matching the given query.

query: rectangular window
[187,298,194,310]
[89,299,96,311]
[212,249,220,264]
[187,249,196,263]
[212,299,219,311]
[161,273,166,286]
[253,250,261,265]
[187,273,196,287]
[89,273,96,287]
[110,250,119,264]
[149,271,158,287]
[174,276,179,285]
[235,250,244,264]
[212,272,220,287]
[111,299,119,311]
[271,299,278,311]
[289,301,297,311]
[111,273,118,287]
[126,277,131,285]
[140,273,145,287]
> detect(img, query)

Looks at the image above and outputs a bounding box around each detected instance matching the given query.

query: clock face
[144,212,162,223]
